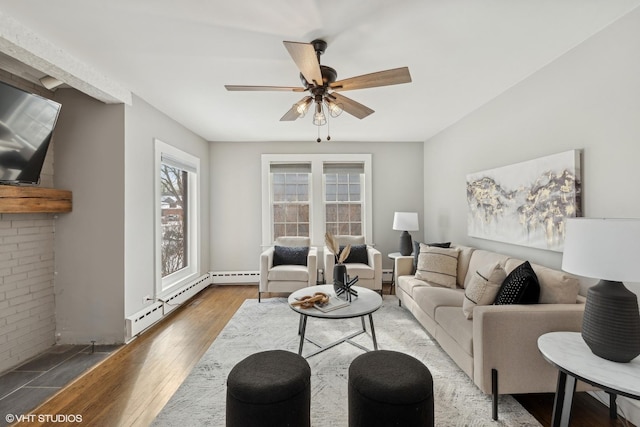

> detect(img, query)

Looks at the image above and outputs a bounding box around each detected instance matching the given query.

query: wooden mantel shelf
[0,186,72,213]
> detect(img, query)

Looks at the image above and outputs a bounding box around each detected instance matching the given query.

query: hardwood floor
[14,284,634,427]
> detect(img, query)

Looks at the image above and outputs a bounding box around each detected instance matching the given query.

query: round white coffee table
[288,284,383,358]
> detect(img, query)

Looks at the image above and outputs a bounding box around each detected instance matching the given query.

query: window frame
[154,138,200,296]
[261,154,372,246]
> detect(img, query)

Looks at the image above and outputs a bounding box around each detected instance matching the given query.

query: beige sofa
[395,244,589,420]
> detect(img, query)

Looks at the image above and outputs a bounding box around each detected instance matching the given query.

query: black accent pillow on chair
[339,244,369,265]
[273,246,309,266]
[494,261,540,305]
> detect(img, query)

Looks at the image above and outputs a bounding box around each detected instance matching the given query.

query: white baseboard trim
[125,273,211,342]
[208,269,394,285]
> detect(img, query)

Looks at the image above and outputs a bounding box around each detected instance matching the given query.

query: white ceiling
[1,0,639,143]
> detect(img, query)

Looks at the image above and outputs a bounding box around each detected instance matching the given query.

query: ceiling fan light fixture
[325,98,343,118]
[294,96,313,117]
[312,102,326,126]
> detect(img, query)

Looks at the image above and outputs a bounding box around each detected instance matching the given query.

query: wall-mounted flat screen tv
[0,80,62,185]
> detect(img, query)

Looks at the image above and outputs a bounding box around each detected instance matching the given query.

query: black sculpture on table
[335,272,358,302]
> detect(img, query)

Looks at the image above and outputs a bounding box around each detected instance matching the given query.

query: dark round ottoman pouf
[226,350,311,427]
[348,350,434,427]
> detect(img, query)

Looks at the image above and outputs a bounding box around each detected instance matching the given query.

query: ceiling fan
[225,39,412,141]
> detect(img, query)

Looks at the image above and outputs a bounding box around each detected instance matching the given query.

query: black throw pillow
[339,244,369,264]
[494,261,540,305]
[412,241,452,273]
[273,246,309,266]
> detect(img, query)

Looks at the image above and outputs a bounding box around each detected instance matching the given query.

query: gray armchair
[324,235,382,293]
[259,236,317,302]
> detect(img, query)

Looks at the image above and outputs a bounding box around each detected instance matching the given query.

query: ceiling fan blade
[225,85,305,92]
[280,105,302,121]
[330,67,412,92]
[328,93,374,119]
[283,41,323,86]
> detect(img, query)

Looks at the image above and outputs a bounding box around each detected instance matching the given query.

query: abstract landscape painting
[466,150,581,252]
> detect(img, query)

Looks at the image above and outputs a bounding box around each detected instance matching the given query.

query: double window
[155,139,200,295]
[262,154,372,245]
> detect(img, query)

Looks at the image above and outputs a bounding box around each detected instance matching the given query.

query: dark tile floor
[0,344,120,427]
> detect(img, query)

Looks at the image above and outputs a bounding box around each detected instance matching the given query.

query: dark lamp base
[399,231,413,256]
[581,280,640,363]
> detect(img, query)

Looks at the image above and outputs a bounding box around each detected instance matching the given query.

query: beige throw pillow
[415,244,459,288]
[462,262,507,319]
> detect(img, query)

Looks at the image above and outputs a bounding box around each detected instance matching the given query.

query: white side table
[538,331,640,427]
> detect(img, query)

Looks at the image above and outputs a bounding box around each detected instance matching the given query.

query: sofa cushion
[463,250,510,289]
[506,258,580,304]
[268,265,309,282]
[414,286,465,319]
[273,245,309,266]
[412,241,451,273]
[454,246,475,288]
[415,245,459,288]
[462,262,507,319]
[345,263,375,280]
[494,261,540,305]
[397,275,434,298]
[435,306,474,356]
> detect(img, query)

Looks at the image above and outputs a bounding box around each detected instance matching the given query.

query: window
[270,163,311,239]
[262,154,372,246]
[155,139,200,295]
[160,164,188,277]
[324,163,364,236]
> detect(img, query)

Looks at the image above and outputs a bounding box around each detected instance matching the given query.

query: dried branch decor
[325,232,351,263]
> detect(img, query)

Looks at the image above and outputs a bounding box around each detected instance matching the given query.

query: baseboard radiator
[210,270,260,284]
[125,272,212,341]
[160,273,212,315]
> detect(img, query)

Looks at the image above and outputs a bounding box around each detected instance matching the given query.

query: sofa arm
[259,247,275,292]
[472,303,586,395]
[324,246,336,283]
[366,246,383,290]
[307,247,318,286]
[395,255,414,281]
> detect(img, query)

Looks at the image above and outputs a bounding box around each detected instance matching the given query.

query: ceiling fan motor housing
[299,65,337,89]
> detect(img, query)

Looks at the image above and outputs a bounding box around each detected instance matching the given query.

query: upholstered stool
[226,350,311,427]
[348,350,434,427]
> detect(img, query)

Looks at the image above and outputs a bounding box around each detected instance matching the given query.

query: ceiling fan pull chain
[327,113,331,141]
[317,125,321,143]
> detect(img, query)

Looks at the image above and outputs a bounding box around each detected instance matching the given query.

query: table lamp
[393,212,419,256]
[562,218,640,363]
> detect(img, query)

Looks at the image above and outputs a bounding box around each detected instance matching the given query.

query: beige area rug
[153,296,541,426]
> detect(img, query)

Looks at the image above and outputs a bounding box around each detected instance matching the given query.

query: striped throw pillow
[415,244,459,288]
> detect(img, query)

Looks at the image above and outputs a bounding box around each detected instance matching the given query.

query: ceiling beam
[0,11,131,105]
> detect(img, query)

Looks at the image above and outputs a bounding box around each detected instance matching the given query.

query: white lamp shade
[562,218,640,282]
[393,212,419,231]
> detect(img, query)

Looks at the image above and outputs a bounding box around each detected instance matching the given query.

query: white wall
[124,95,210,317]
[209,141,423,273]
[53,89,125,344]
[423,7,640,423]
